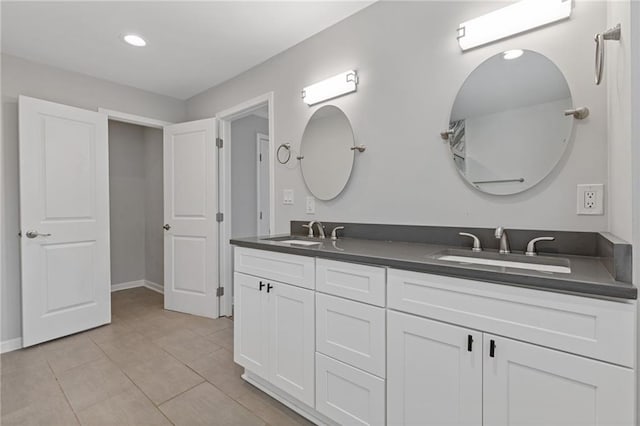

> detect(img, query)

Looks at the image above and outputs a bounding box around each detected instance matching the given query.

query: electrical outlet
[577,184,604,215]
[306,196,315,214]
[283,189,294,205]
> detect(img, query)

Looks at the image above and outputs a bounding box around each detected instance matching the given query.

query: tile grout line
[46,359,83,426]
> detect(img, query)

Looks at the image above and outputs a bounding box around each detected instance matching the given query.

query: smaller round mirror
[448,50,573,195]
[300,105,355,200]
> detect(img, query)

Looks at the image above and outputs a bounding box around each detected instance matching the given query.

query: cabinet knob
[489,340,496,358]
[259,281,265,291]
[267,283,273,293]
[467,335,473,352]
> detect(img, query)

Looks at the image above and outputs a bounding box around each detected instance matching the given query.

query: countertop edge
[230,239,638,301]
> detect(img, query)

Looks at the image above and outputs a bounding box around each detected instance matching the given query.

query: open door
[19,96,111,347]
[257,133,270,236]
[163,119,219,318]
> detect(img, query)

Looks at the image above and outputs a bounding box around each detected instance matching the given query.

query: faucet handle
[302,224,314,238]
[331,226,345,240]
[459,232,482,252]
[525,237,555,256]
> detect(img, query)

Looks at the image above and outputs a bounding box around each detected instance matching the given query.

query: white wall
[1,54,186,342]
[230,114,269,238]
[187,1,609,234]
[109,121,147,285]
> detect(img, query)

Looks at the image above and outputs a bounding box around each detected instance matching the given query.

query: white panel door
[268,281,315,406]
[233,272,269,379]
[256,133,270,236]
[19,95,110,347]
[387,311,483,426]
[164,119,219,318]
[483,334,636,426]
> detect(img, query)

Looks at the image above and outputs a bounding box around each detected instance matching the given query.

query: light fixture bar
[301,70,358,106]
[457,0,572,51]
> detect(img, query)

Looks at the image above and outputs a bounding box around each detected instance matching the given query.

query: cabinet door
[387,311,482,426]
[483,334,636,426]
[233,273,269,378]
[268,281,315,406]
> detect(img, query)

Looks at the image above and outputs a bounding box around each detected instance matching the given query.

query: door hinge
[259,211,263,220]
[216,137,223,148]
[216,287,224,297]
[216,212,224,222]
[259,153,262,162]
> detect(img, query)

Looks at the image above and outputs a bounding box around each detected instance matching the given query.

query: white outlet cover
[577,184,604,215]
[283,189,294,205]
[306,196,315,214]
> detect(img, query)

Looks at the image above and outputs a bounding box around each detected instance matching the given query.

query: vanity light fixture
[123,34,147,47]
[457,0,571,51]
[301,70,358,106]
[503,49,524,60]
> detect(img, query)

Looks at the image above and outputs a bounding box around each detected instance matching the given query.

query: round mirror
[448,50,573,195]
[300,105,355,200]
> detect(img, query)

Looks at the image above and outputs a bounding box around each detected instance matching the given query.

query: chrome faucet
[302,220,326,239]
[495,226,511,254]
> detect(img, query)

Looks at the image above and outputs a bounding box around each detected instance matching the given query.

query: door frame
[216,92,275,317]
[256,132,270,235]
[99,107,172,295]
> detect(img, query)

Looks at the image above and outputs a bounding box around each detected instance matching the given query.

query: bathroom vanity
[231,224,637,426]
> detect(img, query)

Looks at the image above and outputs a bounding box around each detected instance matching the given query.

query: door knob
[25,230,51,239]
[163,224,171,231]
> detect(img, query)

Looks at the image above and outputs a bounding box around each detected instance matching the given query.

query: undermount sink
[264,236,322,248]
[435,249,571,274]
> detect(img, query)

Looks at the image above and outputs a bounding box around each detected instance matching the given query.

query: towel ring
[277,143,292,164]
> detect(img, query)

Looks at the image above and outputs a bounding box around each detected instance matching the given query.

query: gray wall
[187,1,609,234]
[231,115,269,238]
[1,54,185,342]
[144,127,164,286]
[109,121,147,285]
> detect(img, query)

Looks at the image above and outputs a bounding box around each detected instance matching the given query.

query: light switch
[306,196,315,214]
[283,189,294,205]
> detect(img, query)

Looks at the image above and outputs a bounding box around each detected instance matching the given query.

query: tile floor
[1,287,314,426]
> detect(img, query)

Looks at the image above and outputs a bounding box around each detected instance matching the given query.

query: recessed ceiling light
[123,34,146,47]
[503,49,524,60]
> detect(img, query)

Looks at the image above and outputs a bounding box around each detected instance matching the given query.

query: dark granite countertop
[230,234,637,300]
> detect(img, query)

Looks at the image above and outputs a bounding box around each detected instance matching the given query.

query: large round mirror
[448,50,573,195]
[300,105,355,200]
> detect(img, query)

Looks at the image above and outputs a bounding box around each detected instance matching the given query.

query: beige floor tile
[186,348,254,399]
[1,393,79,426]
[0,345,48,376]
[57,357,137,411]
[181,315,233,337]
[76,387,171,426]
[85,321,136,344]
[122,352,204,404]
[41,334,106,376]
[159,382,266,426]
[206,327,234,350]
[152,328,222,363]
[236,387,315,426]
[96,331,169,367]
[1,365,64,416]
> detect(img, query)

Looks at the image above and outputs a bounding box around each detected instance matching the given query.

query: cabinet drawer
[316,258,386,306]
[234,247,315,289]
[316,353,385,426]
[388,269,636,368]
[316,293,386,377]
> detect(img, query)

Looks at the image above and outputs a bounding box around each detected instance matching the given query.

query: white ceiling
[1,1,373,100]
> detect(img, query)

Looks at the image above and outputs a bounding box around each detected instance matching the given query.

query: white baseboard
[111,280,146,292]
[1,337,23,354]
[144,280,164,294]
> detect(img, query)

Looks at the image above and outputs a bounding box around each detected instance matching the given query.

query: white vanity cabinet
[387,269,637,426]
[233,248,316,407]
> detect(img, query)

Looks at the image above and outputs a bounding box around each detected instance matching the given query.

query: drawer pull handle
[259,281,265,291]
[267,283,273,293]
[467,335,473,352]
[489,340,496,358]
